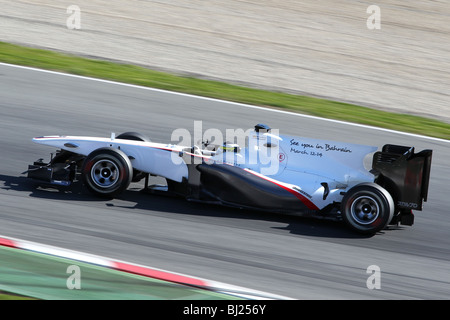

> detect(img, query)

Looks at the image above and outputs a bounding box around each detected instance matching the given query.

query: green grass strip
[1,41,448,140]
[0,291,36,300]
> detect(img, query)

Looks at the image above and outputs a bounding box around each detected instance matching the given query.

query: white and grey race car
[26,124,432,234]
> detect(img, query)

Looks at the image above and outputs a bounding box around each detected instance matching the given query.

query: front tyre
[341,183,394,234]
[81,148,132,198]
[116,131,150,182]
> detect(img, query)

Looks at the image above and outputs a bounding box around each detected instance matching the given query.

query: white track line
[0,62,448,144]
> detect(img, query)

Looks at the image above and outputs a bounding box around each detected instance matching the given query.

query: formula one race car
[26,124,432,234]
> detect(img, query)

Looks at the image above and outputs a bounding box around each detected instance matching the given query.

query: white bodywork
[33,130,377,210]
[33,135,189,183]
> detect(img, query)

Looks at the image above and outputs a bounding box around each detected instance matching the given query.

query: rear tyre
[341,183,394,234]
[116,132,149,182]
[81,148,132,198]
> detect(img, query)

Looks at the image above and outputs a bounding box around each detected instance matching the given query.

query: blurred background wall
[1,0,448,122]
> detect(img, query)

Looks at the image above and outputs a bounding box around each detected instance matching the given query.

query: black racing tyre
[116,131,150,142]
[116,132,149,182]
[341,183,394,234]
[81,148,133,198]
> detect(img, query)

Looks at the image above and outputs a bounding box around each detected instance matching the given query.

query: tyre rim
[350,195,380,225]
[91,159,119,188]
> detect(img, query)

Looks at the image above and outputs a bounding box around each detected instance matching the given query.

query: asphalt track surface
[0,63,449,299]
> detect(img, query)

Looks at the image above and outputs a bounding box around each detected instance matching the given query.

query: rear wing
[372,144,432,211]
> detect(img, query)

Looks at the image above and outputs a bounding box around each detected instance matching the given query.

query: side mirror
[254,124,271,132]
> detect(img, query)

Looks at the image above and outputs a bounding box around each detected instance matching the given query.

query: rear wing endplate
[372,144,432,211]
